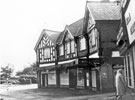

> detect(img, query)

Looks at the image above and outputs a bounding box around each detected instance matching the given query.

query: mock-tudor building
[56,19,85,88]
[35,1,124,93]
[117,0,135,94]
[82,1,124,92]
[34,29,61,88]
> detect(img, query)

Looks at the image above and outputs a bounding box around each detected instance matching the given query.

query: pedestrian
[115,69,126,100]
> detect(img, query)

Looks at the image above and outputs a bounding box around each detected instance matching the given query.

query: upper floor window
[71,40,75,53]
[66,42,70,54]
[44,48,50,58]
[80,37,86,51]
[59,44,64,56]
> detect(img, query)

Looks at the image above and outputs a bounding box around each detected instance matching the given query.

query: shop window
[77,68,84,86]
[60,70,69,85]
[92,70,96,89]
[48,71,56,85]
[126,53,134,88]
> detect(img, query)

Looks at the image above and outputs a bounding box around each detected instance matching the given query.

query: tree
[0,65,14,79]
[15,62,38,83]
[16,62,37,76]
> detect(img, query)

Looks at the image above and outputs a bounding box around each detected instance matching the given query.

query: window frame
[79,36,86,51]
[59,44,64,56]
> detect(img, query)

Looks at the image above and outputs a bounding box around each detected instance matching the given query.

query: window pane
[60,45,64,56]
[67,42,70,54]
[80,37,86,51]
[71,41,75,53]
[44,48,50,58]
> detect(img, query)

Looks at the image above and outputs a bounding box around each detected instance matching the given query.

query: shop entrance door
[42,74,47,87]
[69,68,77,88]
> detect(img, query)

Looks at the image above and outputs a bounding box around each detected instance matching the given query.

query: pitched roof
[34,29,61,51]
[68,18,84,36]
[56,18,84,45]
[45,29,61,44]
[56,31,65,44]
[87,1,121,20]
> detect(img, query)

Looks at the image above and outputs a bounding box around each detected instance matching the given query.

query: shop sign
[89,28,99,54]
[125,0,135,44]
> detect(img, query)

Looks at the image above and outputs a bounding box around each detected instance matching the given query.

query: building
[56,19,85,89]
[82,1,124,92]
[117,0,135,94]
[34,0,124,93]
[34,29,61,88]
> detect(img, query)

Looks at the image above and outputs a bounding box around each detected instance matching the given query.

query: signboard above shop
[125,0,135,45]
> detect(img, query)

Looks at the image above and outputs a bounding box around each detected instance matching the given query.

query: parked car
[8,79,20,84]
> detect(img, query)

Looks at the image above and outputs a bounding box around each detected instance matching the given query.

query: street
[0,84,116,100]
[0,84,134,100]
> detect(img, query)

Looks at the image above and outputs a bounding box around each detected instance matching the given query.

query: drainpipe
[55,44,60,88]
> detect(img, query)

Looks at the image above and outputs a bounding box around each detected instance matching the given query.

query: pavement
[0,84,135,100]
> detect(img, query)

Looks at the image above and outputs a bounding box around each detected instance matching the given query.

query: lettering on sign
[125,13,131,25]
[130,21,135,35]
[89,28,98,54]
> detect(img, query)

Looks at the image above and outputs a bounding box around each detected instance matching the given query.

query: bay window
[59,45,64,56]
[80,37,86,51]
[71,40,75,53]
[66,42,70,54]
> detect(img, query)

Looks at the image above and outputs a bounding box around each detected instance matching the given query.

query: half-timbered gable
[35,29,60,63]
[81,1,122,92]
[84,1,121,56]
[57,26,77,60]
[71,18,88,57]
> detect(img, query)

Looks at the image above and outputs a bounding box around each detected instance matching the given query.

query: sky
[0,0,117,73]
[0,0,87,72]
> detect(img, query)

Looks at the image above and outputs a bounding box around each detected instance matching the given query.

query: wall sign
[89,28,99,54]
[125,0,135,44]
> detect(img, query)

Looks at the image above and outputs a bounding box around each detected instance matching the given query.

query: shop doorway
[42,74,48,87]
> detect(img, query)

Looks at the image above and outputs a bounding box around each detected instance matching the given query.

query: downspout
[55,44,60,87]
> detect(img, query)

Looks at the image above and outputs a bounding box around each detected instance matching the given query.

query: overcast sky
[0,0,118,73]
[0,0,87,72]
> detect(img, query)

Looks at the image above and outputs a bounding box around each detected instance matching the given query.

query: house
[117,0,135,94]
[83,1,124,92]
[56,19,84,88]
[34,29,61,88]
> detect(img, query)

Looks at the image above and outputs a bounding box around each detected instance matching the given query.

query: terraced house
[35,0,124,93]
[34,29,61,88]
[56,18,85,89]
[117,0,135,94]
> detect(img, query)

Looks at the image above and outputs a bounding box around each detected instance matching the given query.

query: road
[0,84,116,100]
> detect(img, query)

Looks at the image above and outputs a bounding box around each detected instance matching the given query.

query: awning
[57,59,78,68]
[89,52,99,58]
[58,59,76,65]
[39,63,55,67]
[110,57,124,65]
[37,65,55,71]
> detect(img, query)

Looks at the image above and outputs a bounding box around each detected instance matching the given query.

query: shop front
[57,59,90,89]
[37,63,56,88]
[117,0,135,93]
[57,59,78,88]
